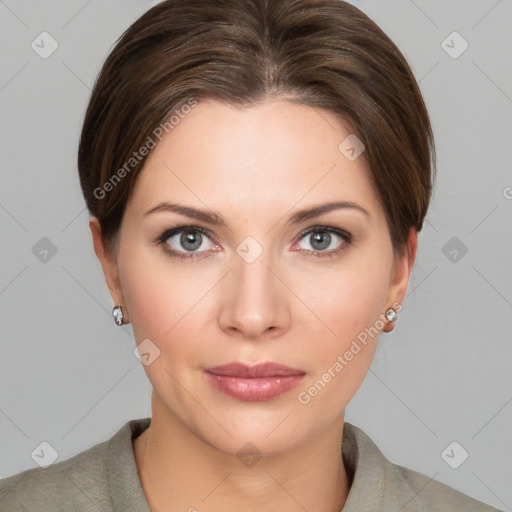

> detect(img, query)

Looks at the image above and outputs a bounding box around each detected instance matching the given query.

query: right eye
[157,226,220,260]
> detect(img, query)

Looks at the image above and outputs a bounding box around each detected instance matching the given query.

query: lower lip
[204,371,305,401]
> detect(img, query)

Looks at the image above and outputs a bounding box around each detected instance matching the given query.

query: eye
[295,226,352,257]
[156,226,219,260]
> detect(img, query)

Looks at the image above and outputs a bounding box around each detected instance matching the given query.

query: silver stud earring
[112,305,124,326]
[385,307,398,323]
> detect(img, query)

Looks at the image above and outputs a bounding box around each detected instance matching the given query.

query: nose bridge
[218,238,290,339]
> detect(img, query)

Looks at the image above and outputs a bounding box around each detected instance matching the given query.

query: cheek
[117,244,213,399]
[294,250,391,409]
[302,253,391,346]
[117,238,175,339]
[118,241,215,348]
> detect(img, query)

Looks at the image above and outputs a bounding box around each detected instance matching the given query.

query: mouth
[203,362,306,401]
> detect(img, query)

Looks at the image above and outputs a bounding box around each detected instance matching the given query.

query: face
[92,99,414,456]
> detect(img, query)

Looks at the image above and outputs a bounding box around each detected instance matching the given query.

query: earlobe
[89,217,129,324]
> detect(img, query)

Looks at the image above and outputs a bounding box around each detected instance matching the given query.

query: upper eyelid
[298,225,351,239]
[159,225,217,242]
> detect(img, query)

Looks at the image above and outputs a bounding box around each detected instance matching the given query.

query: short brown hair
[78,0,435,255]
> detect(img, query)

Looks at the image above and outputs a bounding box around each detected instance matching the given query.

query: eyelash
[154,224,353,261]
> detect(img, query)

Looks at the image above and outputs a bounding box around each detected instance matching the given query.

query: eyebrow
[144,201,370,226]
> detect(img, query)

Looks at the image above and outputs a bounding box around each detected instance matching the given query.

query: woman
[0,0,502,510]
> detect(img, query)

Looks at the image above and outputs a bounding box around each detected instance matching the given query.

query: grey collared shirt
[0,418,502,511]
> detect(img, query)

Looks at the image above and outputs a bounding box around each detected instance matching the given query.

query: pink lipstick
[204,362,306,401]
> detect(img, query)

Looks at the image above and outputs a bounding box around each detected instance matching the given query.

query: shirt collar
[107,417,152,512]
[341,422,425,511]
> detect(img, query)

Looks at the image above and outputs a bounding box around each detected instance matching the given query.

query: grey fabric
[0,418,502,511]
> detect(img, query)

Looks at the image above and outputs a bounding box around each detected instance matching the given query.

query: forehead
[126,99,381,220]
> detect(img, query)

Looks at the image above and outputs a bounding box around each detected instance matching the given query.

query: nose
[217,247,291,341]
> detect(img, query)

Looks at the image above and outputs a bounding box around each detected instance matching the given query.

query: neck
[133,393,350,512]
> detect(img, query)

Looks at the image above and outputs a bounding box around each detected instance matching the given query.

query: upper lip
[205,362,305,378]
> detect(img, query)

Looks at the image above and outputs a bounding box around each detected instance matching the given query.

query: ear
[89,217,129,324]
[383,227,417,332]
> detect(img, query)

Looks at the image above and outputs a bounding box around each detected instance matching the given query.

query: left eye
[296,228,350,253]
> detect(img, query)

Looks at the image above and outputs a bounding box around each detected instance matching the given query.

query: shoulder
[0,435,111,512]
[0,418,150,512]
[393,462,502,511]
[342,423,503,512]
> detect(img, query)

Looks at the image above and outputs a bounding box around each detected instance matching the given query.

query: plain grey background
[1,0,511,509]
